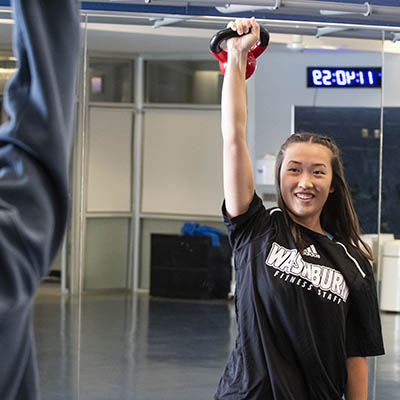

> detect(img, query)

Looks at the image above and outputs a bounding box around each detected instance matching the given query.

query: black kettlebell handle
[209,26,270,54]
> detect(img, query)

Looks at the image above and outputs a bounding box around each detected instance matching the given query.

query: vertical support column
[371,30,386,400]
[131,56,145,291]
[70,13,89,295]
[377,31,385,294]
[61,237,67,293]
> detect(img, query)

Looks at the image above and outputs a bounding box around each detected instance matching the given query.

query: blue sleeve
[0,0,80,286]
[0,1,80,398]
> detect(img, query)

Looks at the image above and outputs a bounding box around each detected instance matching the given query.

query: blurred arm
[0,0,80,314]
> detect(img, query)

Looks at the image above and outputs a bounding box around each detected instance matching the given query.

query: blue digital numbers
[307,67,382,88]
[322,69,332,86]
[345,70,356,85]
[359,71,365,85]
[312,69,323,86]
[368,71,374,85]
[335,70,346,86]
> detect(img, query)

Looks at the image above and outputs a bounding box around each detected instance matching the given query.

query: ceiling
[79,1,400,27]
[0,1,400,55]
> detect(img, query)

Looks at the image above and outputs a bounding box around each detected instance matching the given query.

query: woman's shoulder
[223,194,287,251]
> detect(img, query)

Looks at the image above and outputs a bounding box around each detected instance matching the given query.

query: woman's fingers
[227,20,236,31]
[250,17,260,40]
[237,18,251,35]
[226,17,260,53]
[228,17,259,38]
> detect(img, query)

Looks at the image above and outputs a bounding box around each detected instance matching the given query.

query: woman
[215,17,384,400]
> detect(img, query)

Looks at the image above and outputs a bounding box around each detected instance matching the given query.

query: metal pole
[377,30,385,296]
[70,12,89,295]
[371,30,385,400]
[132,56,145,292]
[78,14,89,296]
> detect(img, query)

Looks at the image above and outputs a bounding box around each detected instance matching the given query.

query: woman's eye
[288,168,298,173]
[314,170,325,175]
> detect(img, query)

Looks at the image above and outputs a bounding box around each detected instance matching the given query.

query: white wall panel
[142,109,223,216]
[87,107,132,212]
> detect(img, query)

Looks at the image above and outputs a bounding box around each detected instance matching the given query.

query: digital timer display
[307,67,382,88]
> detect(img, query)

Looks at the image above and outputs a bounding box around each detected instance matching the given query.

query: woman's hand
[227,17,260,54]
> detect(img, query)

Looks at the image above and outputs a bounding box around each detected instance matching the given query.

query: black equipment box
[150,234,232,299]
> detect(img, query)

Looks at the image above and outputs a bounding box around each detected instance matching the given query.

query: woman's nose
[298,174,313,189]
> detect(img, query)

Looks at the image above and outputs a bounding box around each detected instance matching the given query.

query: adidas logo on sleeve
[302,244,320,259]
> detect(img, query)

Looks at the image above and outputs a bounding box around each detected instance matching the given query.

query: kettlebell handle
[209,26,270,56]
[209,26,270,79]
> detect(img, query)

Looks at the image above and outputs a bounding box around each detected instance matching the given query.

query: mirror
[252,26,385,400]
[376,36,400,398]
[73,12,389,400]
[0,5,397,399]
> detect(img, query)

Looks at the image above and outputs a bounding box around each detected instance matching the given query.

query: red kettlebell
[209,26,270,80]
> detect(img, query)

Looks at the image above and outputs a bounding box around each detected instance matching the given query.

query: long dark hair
[274,132,373,261]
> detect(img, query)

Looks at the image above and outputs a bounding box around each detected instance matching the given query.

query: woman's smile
[294,192,315,201]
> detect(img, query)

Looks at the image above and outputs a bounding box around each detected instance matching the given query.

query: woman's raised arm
[222,18,260,218]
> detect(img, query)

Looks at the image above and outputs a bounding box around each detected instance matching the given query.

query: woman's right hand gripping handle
[222,17,260,219]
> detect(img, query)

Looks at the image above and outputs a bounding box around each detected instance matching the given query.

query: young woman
[215,17,384,400]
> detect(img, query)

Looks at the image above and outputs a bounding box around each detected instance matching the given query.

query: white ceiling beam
[320,2,371,17]
[216,0,281,14]
[91,0,400,21]
[392,32,400,43]
[151,16,191,28]
[315,26,350,38]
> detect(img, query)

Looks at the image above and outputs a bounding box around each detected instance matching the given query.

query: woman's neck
[287,211,325,235]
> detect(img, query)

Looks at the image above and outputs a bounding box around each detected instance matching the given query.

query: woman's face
[280,142,334,231]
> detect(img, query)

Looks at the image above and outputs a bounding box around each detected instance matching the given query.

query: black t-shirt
[215,193,384,400]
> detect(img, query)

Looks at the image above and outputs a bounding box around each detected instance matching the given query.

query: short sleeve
[345,262,385,357]
[222,192,271,252]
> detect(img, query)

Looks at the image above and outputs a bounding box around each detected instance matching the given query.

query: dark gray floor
[34,286,399,400]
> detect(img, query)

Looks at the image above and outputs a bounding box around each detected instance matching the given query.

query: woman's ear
[329,185,335,194]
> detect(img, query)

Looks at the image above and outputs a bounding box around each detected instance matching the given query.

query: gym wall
[139,47,400,290]
[253,49,388,159]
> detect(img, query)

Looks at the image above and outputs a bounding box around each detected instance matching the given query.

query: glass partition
[0,6,395,399]
[89,57,134,103]
[254,29,384,400]
[73,12,387,400]
[145,59,222,104]
[0,55,15,123]
[376,35,400,398]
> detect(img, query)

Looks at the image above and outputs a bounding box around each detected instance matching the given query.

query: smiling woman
[217,17,384,400]
[275,132,373,263]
